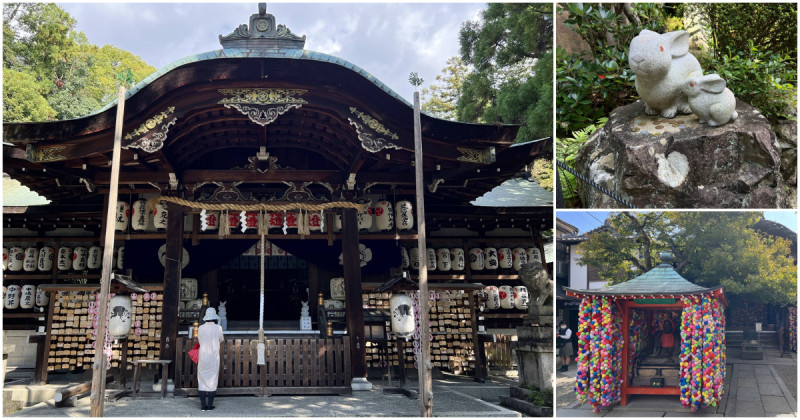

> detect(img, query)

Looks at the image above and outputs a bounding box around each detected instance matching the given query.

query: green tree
[421,56,469,120]
[3,68,56,122]
[457,3,553,141]
[575,212,796,305]
[3,3,155,122]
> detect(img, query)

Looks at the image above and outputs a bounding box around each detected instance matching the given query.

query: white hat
[203,307,220,321]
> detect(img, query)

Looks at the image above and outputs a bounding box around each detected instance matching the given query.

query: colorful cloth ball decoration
[574,295,623,412]
[679,293,725,412]
[789,306,797,352]
[627,309,647,382]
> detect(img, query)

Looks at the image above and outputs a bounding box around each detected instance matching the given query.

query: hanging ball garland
[574,295,622,413]
[679,293,725,412]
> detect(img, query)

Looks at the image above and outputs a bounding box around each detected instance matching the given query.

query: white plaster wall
[3,330,40,369]
[569,247,588,289]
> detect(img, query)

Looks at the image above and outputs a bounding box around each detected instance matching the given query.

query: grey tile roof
[471,177,552,207]
[2,174,49,206]
[565,263,717,296]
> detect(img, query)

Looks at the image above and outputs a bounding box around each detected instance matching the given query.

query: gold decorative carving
[218,88,307,106]
[456,146,496,164]
[124,118,177,153]
[26,144,67,162]
[349,107,399,140]
[125,107,175,140]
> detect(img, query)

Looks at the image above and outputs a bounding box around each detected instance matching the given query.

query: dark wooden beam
[93,169,415,185]
[341,208,367,381]
[160,202,184,370]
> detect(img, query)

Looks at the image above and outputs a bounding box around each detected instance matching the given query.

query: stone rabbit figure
[681,74,738,127]
[629,30,703,118]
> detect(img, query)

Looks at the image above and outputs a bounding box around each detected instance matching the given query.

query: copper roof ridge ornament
[219,3,306,50]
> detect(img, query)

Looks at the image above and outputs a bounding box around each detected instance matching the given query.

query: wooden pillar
[341,208,367,381]
[308,264,319,319]
[620,300,630,406]
[160,202,184,367]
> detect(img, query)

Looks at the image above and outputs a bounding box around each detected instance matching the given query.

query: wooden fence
[485,335,515,369]
[174,337,352,396]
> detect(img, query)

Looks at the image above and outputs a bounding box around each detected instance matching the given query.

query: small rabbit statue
[629,30,703,118]
[681,74,738,127]
[218,301,228,331]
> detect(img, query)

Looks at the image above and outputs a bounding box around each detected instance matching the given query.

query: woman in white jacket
[198,307,224,411]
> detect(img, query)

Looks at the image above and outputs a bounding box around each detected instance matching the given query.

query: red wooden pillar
[341,208,368,383]
[160,202,185,368]
[620,299,630,406]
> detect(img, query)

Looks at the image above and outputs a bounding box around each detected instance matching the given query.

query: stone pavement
[556,350,797,417]
[7,374,523,417]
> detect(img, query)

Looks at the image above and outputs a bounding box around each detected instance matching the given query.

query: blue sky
[558,211,798,234]
[59,2,486,104]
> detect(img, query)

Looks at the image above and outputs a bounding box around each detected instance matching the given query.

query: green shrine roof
[564,253,722,298]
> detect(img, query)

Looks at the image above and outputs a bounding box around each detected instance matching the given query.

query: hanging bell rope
[257,229,266,366]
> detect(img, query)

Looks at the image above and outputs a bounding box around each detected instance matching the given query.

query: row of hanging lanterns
[3,246,125,272]
[483,285,529,310]
[401,247,541,272]
[114,199,417,233]
[3,284,49,310]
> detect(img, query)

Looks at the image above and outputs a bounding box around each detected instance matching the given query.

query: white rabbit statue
[629,29,703,118]
[218,301,228,331]
[681,74,738,127]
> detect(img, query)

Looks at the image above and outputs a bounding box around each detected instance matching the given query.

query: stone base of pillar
[513,325,554,391]
[351,377,373,391]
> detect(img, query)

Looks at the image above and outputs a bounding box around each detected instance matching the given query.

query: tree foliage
[3,3,155,122]
[457,3,553,141]
[576,212,796,305]
[421,56,469,120]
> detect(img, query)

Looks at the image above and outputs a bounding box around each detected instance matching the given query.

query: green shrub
[556,3,666,137]
[699,3,797,63]
[523,384,553,407]
[556,118,608,207]
[701,42,797,121]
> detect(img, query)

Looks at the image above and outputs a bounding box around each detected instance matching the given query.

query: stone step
[499,395,552,417]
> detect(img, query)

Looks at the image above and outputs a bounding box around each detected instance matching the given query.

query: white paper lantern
[131,199,148,231]
[180,278,198,301]
[108,295,133,339]
[484,248,499,270]
[409,248,420,271]
[498,248,513,269]
[450,248,465,271]
[469,248,484,271]
[513,286,529,310]
[400,248,410,269]
[499,285,514,309]
[527,247,542,264]
[330,277,346,301]
[23,247,38,272]
[426,248,437,271]
[20,284,35,309]
[73,247,88,271]
[35,287,49,307]
[116,246,125,270]
[436,249,451,271]
[374,201,394,231]
[512,247,528,271]
[390,294,415,338]
[308,212,323,232]
[357,200,373,231]
[57,247,73,271]
[201,211,219,231]
[5,285,20,309]
[152,203,168,230]
[115,201,130,231]
[8,247,24,271]
[484,286,500,310]
[37,246,54,272]
[395,200,414,231]
[87,246,102,270]
[2,247,7,270]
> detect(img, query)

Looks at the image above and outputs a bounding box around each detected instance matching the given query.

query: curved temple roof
[3,4,550,208]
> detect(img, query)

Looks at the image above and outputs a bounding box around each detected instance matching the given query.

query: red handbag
[188,343,200,364]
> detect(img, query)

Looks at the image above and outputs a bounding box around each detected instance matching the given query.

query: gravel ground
[773,363,797,400]
[556,372,576,408]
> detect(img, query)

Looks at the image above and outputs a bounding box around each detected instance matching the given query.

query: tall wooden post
[90,86,125,417]
[160,202,185,365]
[342,208,368,385]
[413,91,433,416]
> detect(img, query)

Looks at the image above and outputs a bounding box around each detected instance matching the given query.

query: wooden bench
[132,360,172,399]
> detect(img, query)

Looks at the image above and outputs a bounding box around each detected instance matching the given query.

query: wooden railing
[174,337,352,396]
